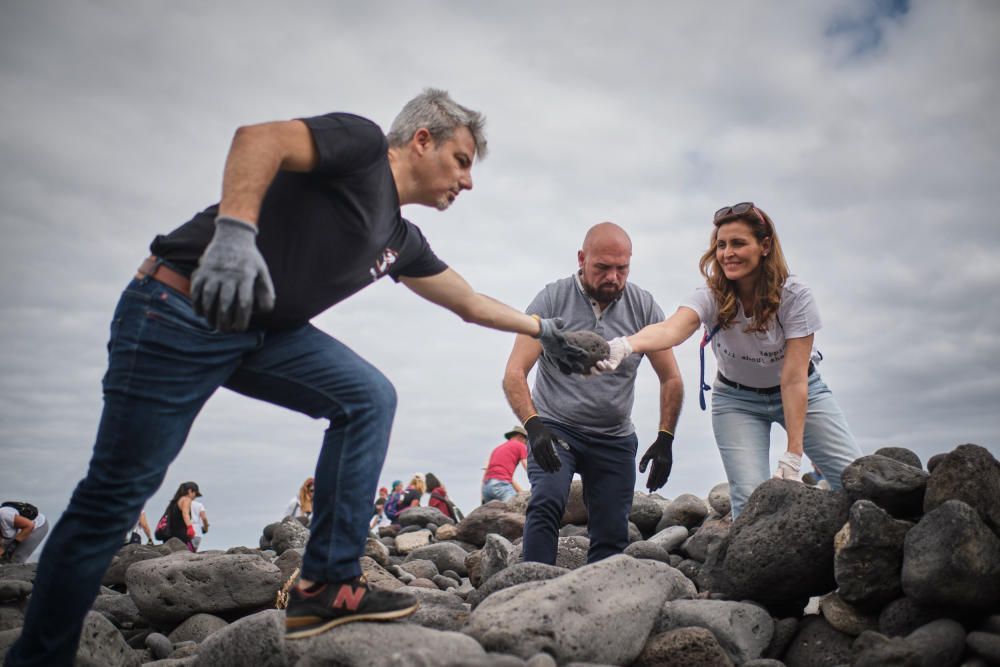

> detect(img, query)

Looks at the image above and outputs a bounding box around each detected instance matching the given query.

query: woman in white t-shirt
[598,202,862,517]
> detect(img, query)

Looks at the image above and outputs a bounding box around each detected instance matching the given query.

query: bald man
[503,223,684,564]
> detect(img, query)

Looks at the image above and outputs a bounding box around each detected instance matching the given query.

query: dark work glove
[524,415,569,473]
[191,216,276,332]
[535,318,590,375]
[639,431,674,492]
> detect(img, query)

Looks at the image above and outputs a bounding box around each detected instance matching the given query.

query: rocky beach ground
[2,443,999,666]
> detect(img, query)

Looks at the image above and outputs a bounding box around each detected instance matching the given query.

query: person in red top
[425,473,461,521]
[481,425,529,503]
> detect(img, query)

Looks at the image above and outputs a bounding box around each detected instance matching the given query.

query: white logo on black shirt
[370,248,400,281]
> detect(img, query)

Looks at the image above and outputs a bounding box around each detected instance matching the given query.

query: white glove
[594,336,633,374]
[773,451,803,481]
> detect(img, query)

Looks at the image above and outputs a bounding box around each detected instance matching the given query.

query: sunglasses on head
[713,202,766,226]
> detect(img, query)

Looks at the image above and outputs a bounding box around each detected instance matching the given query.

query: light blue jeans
[481,478,517,504]
[711,372,861,519]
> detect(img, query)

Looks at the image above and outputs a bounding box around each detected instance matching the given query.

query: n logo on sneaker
[332,584,365,611]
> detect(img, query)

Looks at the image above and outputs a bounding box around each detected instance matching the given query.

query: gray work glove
[191,216,275,332]
[535,317,591,375]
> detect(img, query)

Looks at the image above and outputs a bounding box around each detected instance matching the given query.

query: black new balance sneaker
[285,576,419,639]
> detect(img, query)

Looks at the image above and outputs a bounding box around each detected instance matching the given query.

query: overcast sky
[2,1,998,553]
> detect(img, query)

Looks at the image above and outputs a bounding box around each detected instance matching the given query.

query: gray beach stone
[103,543,164,587]
[852,619,966,667]
[270,518,310,556]
[167,612,228,644]
[873,446,923,469]
[623,540,671,563]
[653,599,773,664]
[400,558,439,580]
[508,536,590,571]
[818,592,878,636]
[288,620,486,667]
[681,515,731,563]
[145,632,173,660]
[782,615,854,667]
[967,631,1000,664]
[91,592,144,629]
[364,537,390,567]
[397,506,455,528]
[464,555,695,665]
[655,494,709,531]
[126,552,283,624]
[561,480,588,526]
[0,580,31,602]
[456,501,526,547]
[361,555,405,591]
[76,611,140,667]
[647,525,689,553]
[394,529,432,554]
[708,483,732,517]
[405,541,470,576]
[629,493,664,535]
[192,609,287,667]
[634,626,734,666]
[479,534,515,583]
[468,562,569,608]
[878,596,945,637]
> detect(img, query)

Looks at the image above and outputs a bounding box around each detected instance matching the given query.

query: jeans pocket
[142,283,214,336]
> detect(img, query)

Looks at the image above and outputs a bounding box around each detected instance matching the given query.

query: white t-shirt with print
[681,275,822,388]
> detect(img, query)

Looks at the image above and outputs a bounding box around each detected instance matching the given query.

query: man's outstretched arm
[401,269,541,336]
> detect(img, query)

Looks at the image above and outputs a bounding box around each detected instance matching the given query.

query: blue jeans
[6,277,396,666]
[522,420,637,565]
[481,478,517,504]
[711,372,861,519]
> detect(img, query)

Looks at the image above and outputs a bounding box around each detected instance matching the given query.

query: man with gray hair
[6,89,591,665]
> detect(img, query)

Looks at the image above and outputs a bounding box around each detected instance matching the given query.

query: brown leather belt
[136,256,191,297]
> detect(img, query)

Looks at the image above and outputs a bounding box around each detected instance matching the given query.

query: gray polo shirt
[526,274,664,437]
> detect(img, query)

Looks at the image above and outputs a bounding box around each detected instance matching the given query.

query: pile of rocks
[1,443,998,666]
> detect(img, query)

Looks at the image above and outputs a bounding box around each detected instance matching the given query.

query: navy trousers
[522,419,638,564]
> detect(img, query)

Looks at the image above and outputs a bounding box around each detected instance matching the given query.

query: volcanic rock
[634,627,734,667]
[653,599,774,664]
[923,443,1000,534]
[722,479,850,605]
[841,454,929,519]
[456,501,526,547]
[901,499,1000,610]
[834,499,911,610]
[126,552,282,624]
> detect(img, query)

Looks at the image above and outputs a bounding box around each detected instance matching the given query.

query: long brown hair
[298,477,314,515]
[698,205,789,334]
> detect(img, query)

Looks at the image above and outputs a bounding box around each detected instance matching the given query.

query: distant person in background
[284,477,314,524]
[163,482,201,552]
[596,202,861,518]
[126,511,154,545]
[384,480,405,523]
[400,475,426,510]
[425,472,461,521]
[0,502,48,563]
[370,498,391,535]
[191,498,209,550]
[481,425,529,503]
[377,487,389,502]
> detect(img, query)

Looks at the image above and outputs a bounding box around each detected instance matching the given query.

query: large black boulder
[721,479,850,605]
[901,499,1000,610]
[834,500,912,611]
[841,455,929,519]
[923,443,1000,535]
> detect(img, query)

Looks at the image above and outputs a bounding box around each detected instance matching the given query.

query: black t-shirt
[150,113,448,329]
[402,488,422,508]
